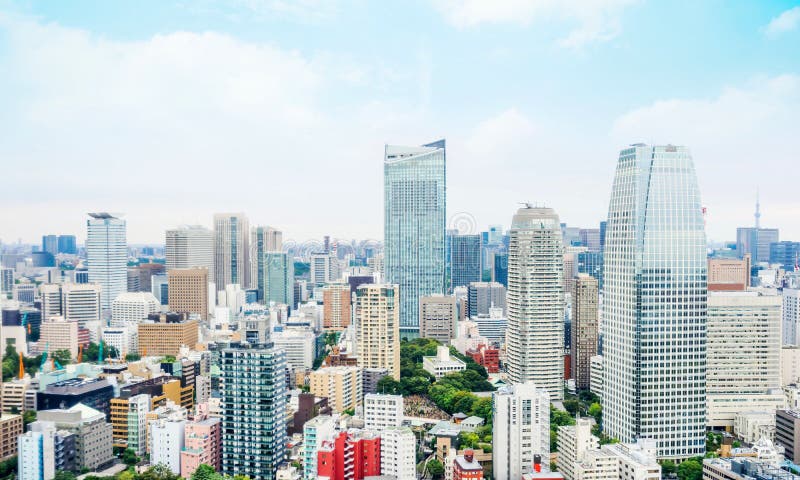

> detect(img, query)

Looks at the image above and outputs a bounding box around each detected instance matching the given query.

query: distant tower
[755,189,761,229]
[213,213,250,289]
[86,213,127,313]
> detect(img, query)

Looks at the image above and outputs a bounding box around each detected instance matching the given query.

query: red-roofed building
[453,450,484,480]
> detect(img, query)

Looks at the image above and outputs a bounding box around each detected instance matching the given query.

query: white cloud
[765,6,800,36]
[432,0,637,48]
[612,75,800,240]
[0,13,434,243]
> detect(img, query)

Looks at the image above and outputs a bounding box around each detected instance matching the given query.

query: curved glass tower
[602,144,707,460]
[384,140,446,336]
[505,205,564,401]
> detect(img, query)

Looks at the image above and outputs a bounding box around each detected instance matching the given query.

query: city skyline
[1,2,799,243]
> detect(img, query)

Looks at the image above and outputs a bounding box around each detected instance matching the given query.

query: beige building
[308,366,362,413]
[419,295,456,344]
[571,274,599,390]
[708,256,751,291]
[138,316,199,356]
[38,404,114,470]
[168,268,209,320]
[39,316,80,360]
[0,382,28,413]
[323,284,351,331]
[61,283,102,326]
[0,413,22,461]
[355,284,400,380]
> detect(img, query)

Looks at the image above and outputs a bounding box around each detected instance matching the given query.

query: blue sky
[1,0,799,244]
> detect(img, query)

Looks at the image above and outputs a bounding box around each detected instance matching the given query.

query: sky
[0,0,798,245]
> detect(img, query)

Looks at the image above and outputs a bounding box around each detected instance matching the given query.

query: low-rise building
[0,413,23,461]
[309,366,362,413]
[734,411,776,444]
[37,404,114,471]
[423,346,466,379]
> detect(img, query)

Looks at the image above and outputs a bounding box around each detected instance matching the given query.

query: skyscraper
[263,252,294,307]
[603,144,707,460]
[221,342,287,480]
[166,226,214,282]
[250,226,282,302]
[449,234,482,291]
[505,205,564,400]
[86,213,127,312]
[213,213,249,289]
[571,274,599,391]
[384,140,446,336]
[355,284,400,380]
[42,235,58,256]
[492,383,550,480]
[58,235,77,255]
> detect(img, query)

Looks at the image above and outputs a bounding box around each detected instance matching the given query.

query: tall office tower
[770,241,800,271]
[493,383,550,480]
[250,226,282,302]
[784,289,800,346]
[42,235,58,256]
[220,342,286,480]
[310,252,338,286]
[419,295,456,344]
[61,283,102,326]
[111,292,159,327]
[571,274,599,391]
[135,263,165,293]
[0,268,13,294]
[263,252,294,307]
[213,213,250,289]
[40,283,63,319]
[165,226,214,281]
[449,234,481,292]
[603,144,707,460]
[706,291,783,429]
[126,268,140,292]
[708,256,751,291]
[58,235,77,255]
[323,283,351,331]
[505,205,565,400]
[384,140,446,336]
[467,281,506,318]
[491,252,508,287]
[86,213,127,313]
[578,229,601,252]
[577,251,604,291]
[737,228,779,265]
[355,284,401,380]
[168,268,210,320]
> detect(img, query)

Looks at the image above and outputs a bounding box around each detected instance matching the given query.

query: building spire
[755,188,761,229]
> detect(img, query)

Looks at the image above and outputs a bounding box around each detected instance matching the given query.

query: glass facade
[384,140,446,335]
[86,214,127,312]
[221,343,287,480]
[603,144,707,459]
[450,234,481,291]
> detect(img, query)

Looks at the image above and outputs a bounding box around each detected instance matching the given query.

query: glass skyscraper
[449,234,481,291]
[221,342,287,480]
[384,140,446,336]
[603,144,707,460]
[505,205,564,401]
[86,213,127,313]
[213,213,250,289]
[264,252,294,308]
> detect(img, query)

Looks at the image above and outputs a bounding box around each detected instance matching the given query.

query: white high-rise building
[302,415,336,480]
[603,144,707,459]
[165,226,214,281]
[310,252,338,286]
[492,382,550,480]
[271,328,316,373]
[557,417,602,480]
[39,284,62,319]
[355,284,401,381]
[111,291,159,327]
[783,289,800,345]
[381,426,416,480]
[505,205,564,400]
[18,423,56,480]
[86,213,127,313]
[364,394,404,431]
[707,291,784,428]
[61,283,102,326]
[102,326,138,356]
[213,213,250,289]
[150,415,186,475]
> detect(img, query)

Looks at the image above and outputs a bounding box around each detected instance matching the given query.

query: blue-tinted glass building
[770,241,800,271]
[58,235,77,255]
[450,234,481,291]
[384,140,446,335]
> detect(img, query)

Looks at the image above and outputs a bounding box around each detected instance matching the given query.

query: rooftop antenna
[755,189,761,230]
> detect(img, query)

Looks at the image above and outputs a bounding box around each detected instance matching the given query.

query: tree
[660,460,677,475]
[677,458,703,480]
[54,471,77,480]
[121,448,139,466]
[125,353,141,362]
[427,459,445,478]
[563,399,580,416]
[52,349,72,366]
[376,376,401,395]
[191,464,221,480]
[23,410,36,427]
[139,464,181,480]
[588,402,602,425]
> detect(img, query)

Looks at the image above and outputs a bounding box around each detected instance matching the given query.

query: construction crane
[18,352,24,379]
[77,345,83,363]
